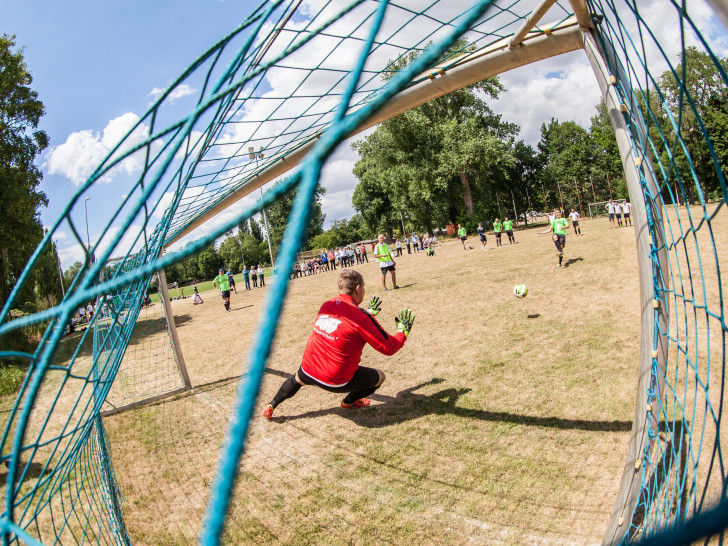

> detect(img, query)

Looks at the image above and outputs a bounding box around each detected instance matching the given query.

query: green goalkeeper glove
[395,308,415,337]
[365,295,382,316]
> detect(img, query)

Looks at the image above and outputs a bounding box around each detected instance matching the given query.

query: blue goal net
[0,0,726,543]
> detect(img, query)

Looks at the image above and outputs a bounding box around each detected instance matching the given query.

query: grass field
[150,268,274,303]
[102,216,648,545]
[5,208,726,544]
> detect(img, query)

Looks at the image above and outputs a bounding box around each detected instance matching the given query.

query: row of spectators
[291,244,370,278]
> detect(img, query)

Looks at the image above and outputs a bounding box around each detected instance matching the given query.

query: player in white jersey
[569,208,582,236]
[605,200,616,227]
[621,200,632,226]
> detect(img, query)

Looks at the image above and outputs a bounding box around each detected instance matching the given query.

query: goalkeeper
[262,269,415,419]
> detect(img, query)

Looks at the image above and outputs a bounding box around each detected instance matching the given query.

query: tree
[656,46,728,202]
[197,245,222,279]
[34,233,64,307]
[0,35,49,309]
[351,40,516,232]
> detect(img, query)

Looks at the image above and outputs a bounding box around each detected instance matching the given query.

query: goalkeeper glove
[395,308,415,337]
[365,295,382,316]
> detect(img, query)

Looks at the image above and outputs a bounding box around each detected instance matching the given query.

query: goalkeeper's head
[338,269,365,304]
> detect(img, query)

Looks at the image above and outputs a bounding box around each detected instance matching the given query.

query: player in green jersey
[457,224,472,250]
[373,234,399,291]
[539,209,570,268]
[503,217,516,244]
[493,219,503,247]
[213,268,232,311]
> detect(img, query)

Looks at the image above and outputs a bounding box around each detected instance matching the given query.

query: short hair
[338,269,363,294]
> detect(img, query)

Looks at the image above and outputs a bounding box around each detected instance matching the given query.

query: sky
[3,0,727,269]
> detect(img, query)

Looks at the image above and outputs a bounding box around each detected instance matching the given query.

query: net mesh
[0,0,726,543]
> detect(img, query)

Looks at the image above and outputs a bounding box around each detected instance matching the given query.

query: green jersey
[493,221,502,233]
[503,220,513,231]
[213,274,230,292]
[552,218,568,235]
[374,243,393,264]
[457,227,466,237]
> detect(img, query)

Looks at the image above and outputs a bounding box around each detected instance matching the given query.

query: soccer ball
[513,284,528,298]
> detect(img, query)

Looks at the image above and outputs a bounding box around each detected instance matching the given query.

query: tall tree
[352,40,516,232]
[0,35,49,309]
[656,46,728,203]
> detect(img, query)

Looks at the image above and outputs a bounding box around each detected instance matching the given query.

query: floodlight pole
[249,147,275,269]
[238,229,245,268]
[84,197,91,251]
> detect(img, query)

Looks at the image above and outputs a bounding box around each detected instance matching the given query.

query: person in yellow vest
[373,234,399,291]
[457,224,472,250]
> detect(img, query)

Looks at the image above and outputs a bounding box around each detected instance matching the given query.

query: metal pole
[259,187,275,269]
[590,172,597,203]
[56,245,65,298]
[84,197,91,250]
[400,211,406,236]
[238,229,245,268]
[583,31,668,546]
[157,267,192,391]
[556,179,565,212]
[510,188,518,222]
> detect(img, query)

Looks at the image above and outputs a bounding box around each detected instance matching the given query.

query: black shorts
[380,264,396,274]
[221,290,231,299]
[298,365,380,393]
[572,220,579,227]
[460,236,467,241]
[555,234,566,245]
[505,230,513,236]
[495,232,502,237]
[228,278,236,286]
[624,213,630,218]
[608,213,614,220]
[479,234,486,242]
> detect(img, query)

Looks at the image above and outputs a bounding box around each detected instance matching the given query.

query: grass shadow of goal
[276,377,633,433]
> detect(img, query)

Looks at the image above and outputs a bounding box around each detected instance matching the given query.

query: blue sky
[4,0,727,269]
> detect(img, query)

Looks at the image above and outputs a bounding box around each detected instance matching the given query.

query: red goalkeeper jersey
[300,294,407,386]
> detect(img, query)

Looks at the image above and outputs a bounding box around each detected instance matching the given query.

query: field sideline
[100,215,654,545]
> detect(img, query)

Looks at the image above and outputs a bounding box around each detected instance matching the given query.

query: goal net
[1,1,727,544]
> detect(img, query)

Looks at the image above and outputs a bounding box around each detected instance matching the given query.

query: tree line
[3,33,725,314]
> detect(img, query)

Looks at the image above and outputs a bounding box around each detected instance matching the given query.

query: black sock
[559,255,563,265]
[270,376,302,408]
[343,385,379,405]
[224,302,230,310]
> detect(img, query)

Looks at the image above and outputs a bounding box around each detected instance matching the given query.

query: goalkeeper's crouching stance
[262,269,415,419]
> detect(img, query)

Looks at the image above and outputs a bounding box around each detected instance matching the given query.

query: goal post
[588,201,611,219]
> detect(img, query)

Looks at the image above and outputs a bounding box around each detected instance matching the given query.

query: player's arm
[356,309,406,355]
[538,225,553,235]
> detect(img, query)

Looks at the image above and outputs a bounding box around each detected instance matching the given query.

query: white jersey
[622,202,631,214]
[606,202,614,213]
[569,211,580,222]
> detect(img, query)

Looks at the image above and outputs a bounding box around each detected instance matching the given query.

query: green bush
[0,365,25,396]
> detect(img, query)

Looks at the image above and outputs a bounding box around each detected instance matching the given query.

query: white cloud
[148,83,197,105]
[45,112,152,185]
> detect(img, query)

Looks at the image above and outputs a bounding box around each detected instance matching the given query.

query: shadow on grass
[393,283,419,289]
[527,314,541,319]
[564,257,584,267]
[0,460,47,486]
[274,377,633,432]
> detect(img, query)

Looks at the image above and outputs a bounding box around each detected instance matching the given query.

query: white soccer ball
[513,284,528,298]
